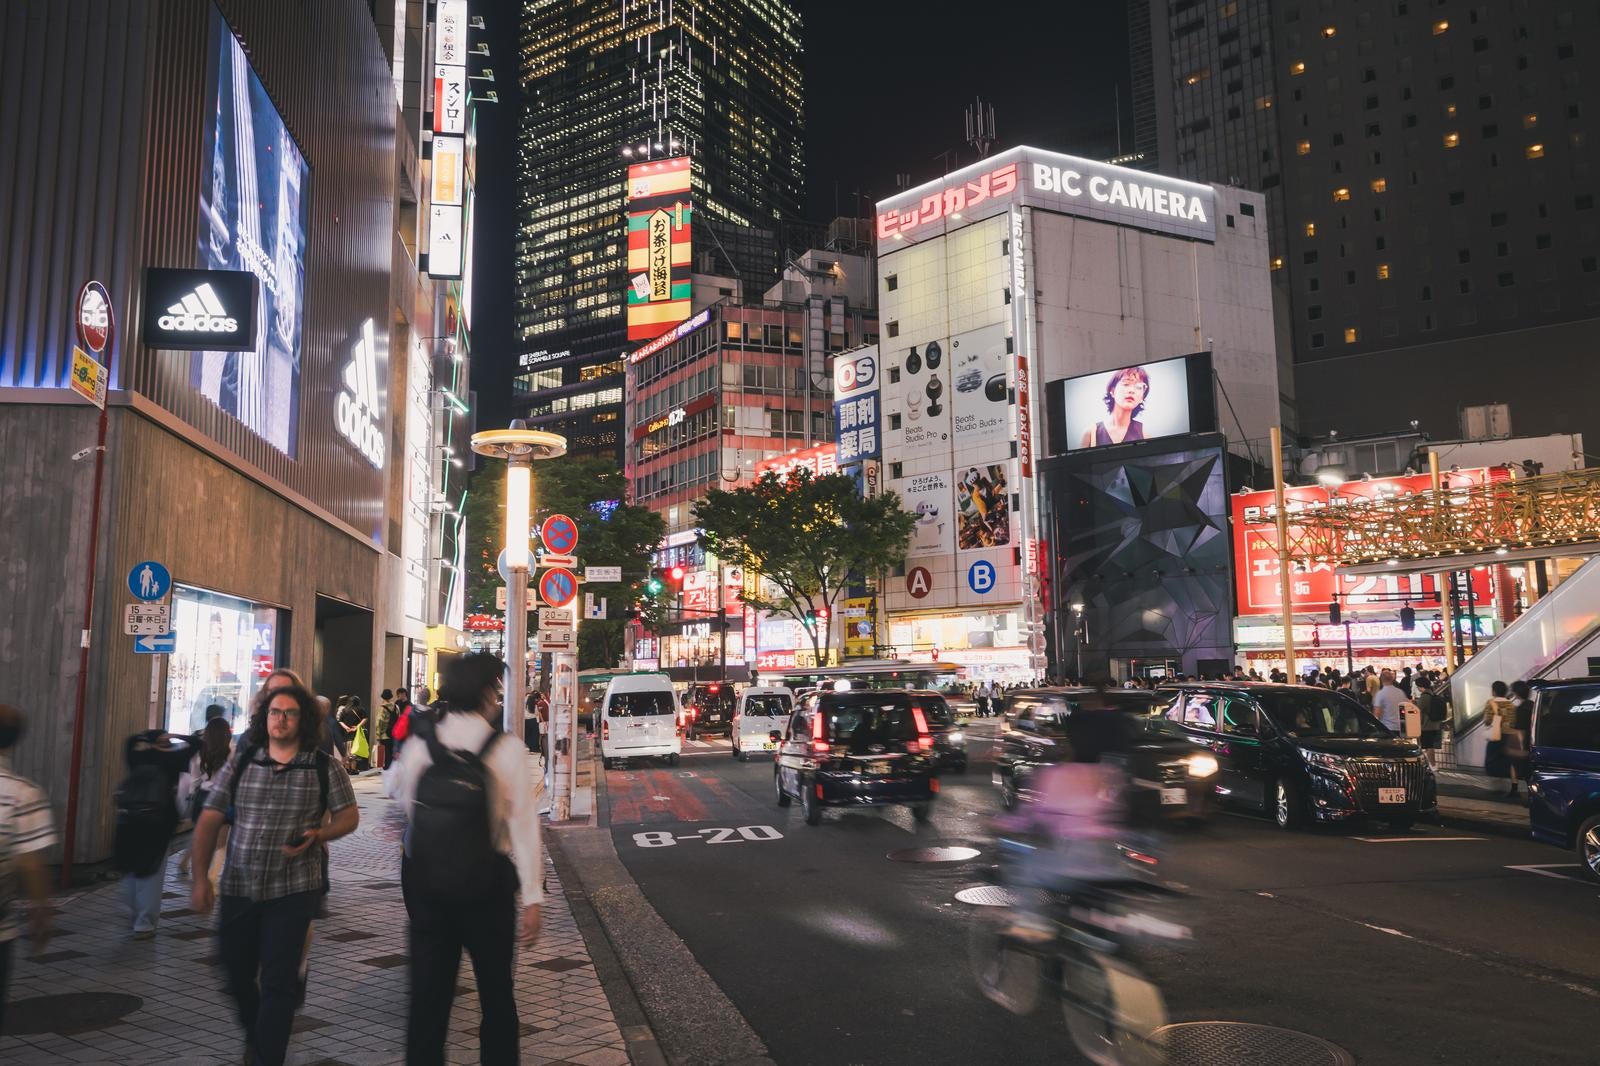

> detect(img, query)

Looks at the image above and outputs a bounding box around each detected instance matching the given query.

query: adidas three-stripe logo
[342,318,381,415]
[336,318,386,469]
[156,283,239,334]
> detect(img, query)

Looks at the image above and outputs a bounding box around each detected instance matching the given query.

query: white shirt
[388,712,543,904]
[1372,684,1408,732]
[0,758,57,941]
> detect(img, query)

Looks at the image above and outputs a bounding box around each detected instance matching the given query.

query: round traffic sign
[538,567,578,608]
[76,281,113,355]
[540,513,579,556]
[906,566,932,599]
[128,560,171,602]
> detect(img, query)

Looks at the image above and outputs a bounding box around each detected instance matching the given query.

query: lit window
[1186,67,1212,85]
[1219,1,1238,16]
[1344,327,1359,343]
[1446,104,1458,117]
[1291,61,1307,75]
[1370,178,1388,193]
[1333,187,1351,202]
[1377,263,1391,279]
[1256,95,1274,110]
[1526,143,1545,159]
[1297,139,1312,155]
[1305,221,1318,236]
[1523,113,1538,129]
[1432,19,1449,34]
[1271,257,1285,271]
[1321,25,1337,39]
[1443,132,1461,148]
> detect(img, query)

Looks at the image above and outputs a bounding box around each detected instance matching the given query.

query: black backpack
[115,763,173,825]
[407,727,509,902]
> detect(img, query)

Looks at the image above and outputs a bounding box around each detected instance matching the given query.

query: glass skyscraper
[515,0,806,459]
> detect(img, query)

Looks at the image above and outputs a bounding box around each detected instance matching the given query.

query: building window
[1449,190,1466,205]
[1523,112,1538,129]
[1310,332,1326,349]
[885,274,898,292]
[1186,68,1212,85]
[1525,143,1545,159]
[886,321,899,338]
[1240,202,1255,217]
[1432,19,1448,34]
[1303,250,1319,265]
[1458,249,1471,263]
[1219,1,1238,15]
[1305,221,1317,237]
[1377,263,1391,279]
[1536,233,1552,250]
[1271,257,1284,271]
[1370,178,1387,193]
[1498,272,1514,287]
[1333,187,1351,202]
[1578,195,1596,211]
[1321,25,1337,39]
[1459,278,1472,294]
[1582,257,1598,273]
[1344,327,1358,344]
[1291,61,1307,75]
[1256,95,1274,110]
[1297,139,1312,155]
[1443,132,1460,148]
[1490,211,1508,227]
[725,321,743,341]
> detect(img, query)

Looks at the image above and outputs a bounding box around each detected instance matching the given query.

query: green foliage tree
[694,468,916,662]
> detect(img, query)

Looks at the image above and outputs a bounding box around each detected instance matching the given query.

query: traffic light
[1400,604,1416,631]
[1329,600,1341,625]
[816,607,830,621]
[803,609,817,629]
[645,575,664,596]
[667,564,685,585]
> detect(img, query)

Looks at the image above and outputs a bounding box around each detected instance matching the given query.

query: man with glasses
[190,681,359,1066]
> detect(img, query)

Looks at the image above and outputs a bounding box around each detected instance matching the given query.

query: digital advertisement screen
[164,585,281,737]
[625,156,693,341]
[1059,356,1191,451]
[192,6,311,457]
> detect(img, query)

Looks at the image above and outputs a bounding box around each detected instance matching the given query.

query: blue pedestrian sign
[967,559,997,595]
[128,561,171,602]
[134,632,177,654]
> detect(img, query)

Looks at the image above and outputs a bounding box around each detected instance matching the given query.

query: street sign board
[539,607,575,630]
[538,629,575,652]
[584,592,607,620]
[124,603,171,635]
[127,561,171,601]
[540,513,580,556]
[585,565,622,583]
[134,632,177,654]
[496,585,508,611]
[70,346,108,409]
[537,552,577,569]
[76,280,114,354]
[538,567,578,608]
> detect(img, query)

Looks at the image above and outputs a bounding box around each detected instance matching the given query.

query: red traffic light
[668,565,685,582]
[815,607,830,620]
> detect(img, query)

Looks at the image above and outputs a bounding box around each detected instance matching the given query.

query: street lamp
[471,420,567,735]
[1071,602,1087,681]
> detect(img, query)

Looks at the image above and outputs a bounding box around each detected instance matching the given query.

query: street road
[600,722,1598,1065]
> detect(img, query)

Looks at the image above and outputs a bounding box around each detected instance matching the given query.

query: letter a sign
[906,566,933,599]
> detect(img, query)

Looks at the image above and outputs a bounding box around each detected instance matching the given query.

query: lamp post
[1071,602,1086,681]
[471,422,567,737]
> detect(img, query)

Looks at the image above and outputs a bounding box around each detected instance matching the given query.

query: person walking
[1414,678,1446,767]
[1506,680,1535,799]
[523,689,542,754]
[1371,669,1408,733]
[392,688,415,755]
[113,728,193,937]
[178,718,234,881]
[0,704,55,1033]
[377,690,397,769]
[190,680,359,1066]
[1481,680,1521,799]
[390,652,543,1066]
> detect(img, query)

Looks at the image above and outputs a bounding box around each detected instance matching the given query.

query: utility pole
[1270,426,1298,679]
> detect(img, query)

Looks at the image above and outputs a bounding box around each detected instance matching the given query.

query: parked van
[731,686,794,761]
[600,674,682,769]
[1528,678,1600,882]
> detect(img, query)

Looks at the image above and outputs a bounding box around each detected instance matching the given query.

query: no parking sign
[539,567,578,608]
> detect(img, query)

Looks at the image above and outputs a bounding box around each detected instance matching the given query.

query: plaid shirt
[0,759,56,941]
[205,745,355,902]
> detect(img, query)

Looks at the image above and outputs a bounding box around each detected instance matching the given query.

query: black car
[992,688,1216,822]
[909,690,967,772]
[685,682,736,738]
[1527,678,1600,881]
[1154,683,1438,830]
[773,690,939,825]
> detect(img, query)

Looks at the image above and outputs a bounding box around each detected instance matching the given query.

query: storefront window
[164,585,285,736]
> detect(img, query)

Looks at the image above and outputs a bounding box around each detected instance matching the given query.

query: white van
[730,686,795,761]
[600,674,682,768]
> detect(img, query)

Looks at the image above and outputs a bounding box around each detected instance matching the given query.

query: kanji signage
[625,157,693,342]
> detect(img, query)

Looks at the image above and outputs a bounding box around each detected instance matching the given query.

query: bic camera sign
[336,319,385,469]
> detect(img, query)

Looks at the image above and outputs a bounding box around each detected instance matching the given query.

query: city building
[514,0,806,461]
[1131,0,1600,448]
[0,0,413,863]
[873,146,1279,683]
[625,247,877,681]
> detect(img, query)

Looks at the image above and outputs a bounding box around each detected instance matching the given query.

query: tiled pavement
[0,769,632,1065]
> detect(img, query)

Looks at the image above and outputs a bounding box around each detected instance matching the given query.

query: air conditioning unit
[1459,403,1512,441]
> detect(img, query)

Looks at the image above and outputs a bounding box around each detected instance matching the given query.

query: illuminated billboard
[626,156,693,341]
[1045,352,1216,455]
[193,5,311,457]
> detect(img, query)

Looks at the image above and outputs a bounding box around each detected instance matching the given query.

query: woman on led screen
[1080,366,1150,448]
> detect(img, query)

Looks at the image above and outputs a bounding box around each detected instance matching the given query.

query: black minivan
[773,690,939,826]
[1154,683,1437,830]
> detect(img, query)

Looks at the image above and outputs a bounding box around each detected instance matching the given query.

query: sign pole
[1270,425,1298,680]
[506,560,529,738]
[61,403,108,888]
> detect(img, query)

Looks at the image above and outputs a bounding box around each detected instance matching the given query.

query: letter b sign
[967,560,997,595]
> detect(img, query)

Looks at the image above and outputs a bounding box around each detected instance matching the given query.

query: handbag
[352,721,371,761]
[1484,705,1503,741]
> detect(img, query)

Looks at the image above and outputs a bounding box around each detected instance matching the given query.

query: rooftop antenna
[965,96,996,158]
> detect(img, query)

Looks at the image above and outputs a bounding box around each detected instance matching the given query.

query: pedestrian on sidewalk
[390,652,543,1066]
[0,704,55,1034]
[190,680,359,1066]
[391,688,415,755]
[377,689,397,769]
[524,689,543,754]
[1482,680,1521,798]
[1372,669,1408,733]
[178,718,234,881]
[113,728,193,937]
[1507,680,1534,796]
[1414,678,1446,767]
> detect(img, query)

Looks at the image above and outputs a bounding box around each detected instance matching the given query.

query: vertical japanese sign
[426,0,469,278]
[433,0,468,135]
[626,157,693,341]
[832,346,880,466]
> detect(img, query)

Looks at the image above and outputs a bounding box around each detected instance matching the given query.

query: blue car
[1527,678,1600,883]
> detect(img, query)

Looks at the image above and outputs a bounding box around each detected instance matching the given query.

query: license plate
[762,741,775,750]
[1160,787,1188,806]
[1378,787,1407,804]
[865,760,890,775]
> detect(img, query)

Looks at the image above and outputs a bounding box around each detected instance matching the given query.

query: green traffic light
[646,578,664,595]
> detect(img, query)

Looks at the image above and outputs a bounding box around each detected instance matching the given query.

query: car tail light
[909,705,933,754]
[811,713,830,755]
[815,783,825,799]
[602,719,609,741]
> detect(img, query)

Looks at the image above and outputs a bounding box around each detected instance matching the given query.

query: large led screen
[625,156,693,342]
[192,7,311,457]
[1059,355,1191,451]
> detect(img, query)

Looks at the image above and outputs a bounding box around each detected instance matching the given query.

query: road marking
[1361,922,1414,940]
[1352,835,1487,843]
[1505,863,1590,884]
[632,825,784,848]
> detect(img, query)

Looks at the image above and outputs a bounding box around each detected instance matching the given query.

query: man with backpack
[190,680,358,1066]
[390,652,542,1065]
[113,728,193,937]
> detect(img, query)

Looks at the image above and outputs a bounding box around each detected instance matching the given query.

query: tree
[694,468,916,663]
[461,457,665,670]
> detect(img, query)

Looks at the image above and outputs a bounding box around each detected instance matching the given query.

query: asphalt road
[599,722,1600,1065]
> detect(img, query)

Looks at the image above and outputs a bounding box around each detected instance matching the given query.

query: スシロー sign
[141,268,258,351]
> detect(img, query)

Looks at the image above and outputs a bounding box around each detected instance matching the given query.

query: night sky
[469,0,1131,428]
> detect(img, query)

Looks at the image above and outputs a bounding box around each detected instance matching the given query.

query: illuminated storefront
[164,586,285,736]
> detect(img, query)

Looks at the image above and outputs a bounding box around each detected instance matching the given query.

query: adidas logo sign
[156,283,239,334]
[336,318,386,469]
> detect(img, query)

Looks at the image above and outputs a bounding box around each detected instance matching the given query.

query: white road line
[1352,835,1487,843]
[1361,922,1415,939]
[1505,863,1590,883]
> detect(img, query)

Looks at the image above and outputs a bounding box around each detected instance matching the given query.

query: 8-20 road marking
[633,825,783,848]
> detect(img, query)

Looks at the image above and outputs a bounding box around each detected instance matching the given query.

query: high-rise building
[1131,1,1600,447]
[515,0,806,460]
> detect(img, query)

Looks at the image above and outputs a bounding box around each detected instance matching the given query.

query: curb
[1435,807,1530,841]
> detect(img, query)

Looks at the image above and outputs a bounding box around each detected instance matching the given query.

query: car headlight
[1185,752,1219,779]
[1300,748,1348,773]
[947,731,965,746]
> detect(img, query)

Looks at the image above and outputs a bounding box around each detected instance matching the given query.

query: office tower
[1131,1,1600,446]
[515,0,806,459]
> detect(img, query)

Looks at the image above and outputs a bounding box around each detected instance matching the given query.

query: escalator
[1450,553,1600,767]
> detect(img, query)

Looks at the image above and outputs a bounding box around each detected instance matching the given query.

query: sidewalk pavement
[0,758,632,1066]
[1435,766,1533,837]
